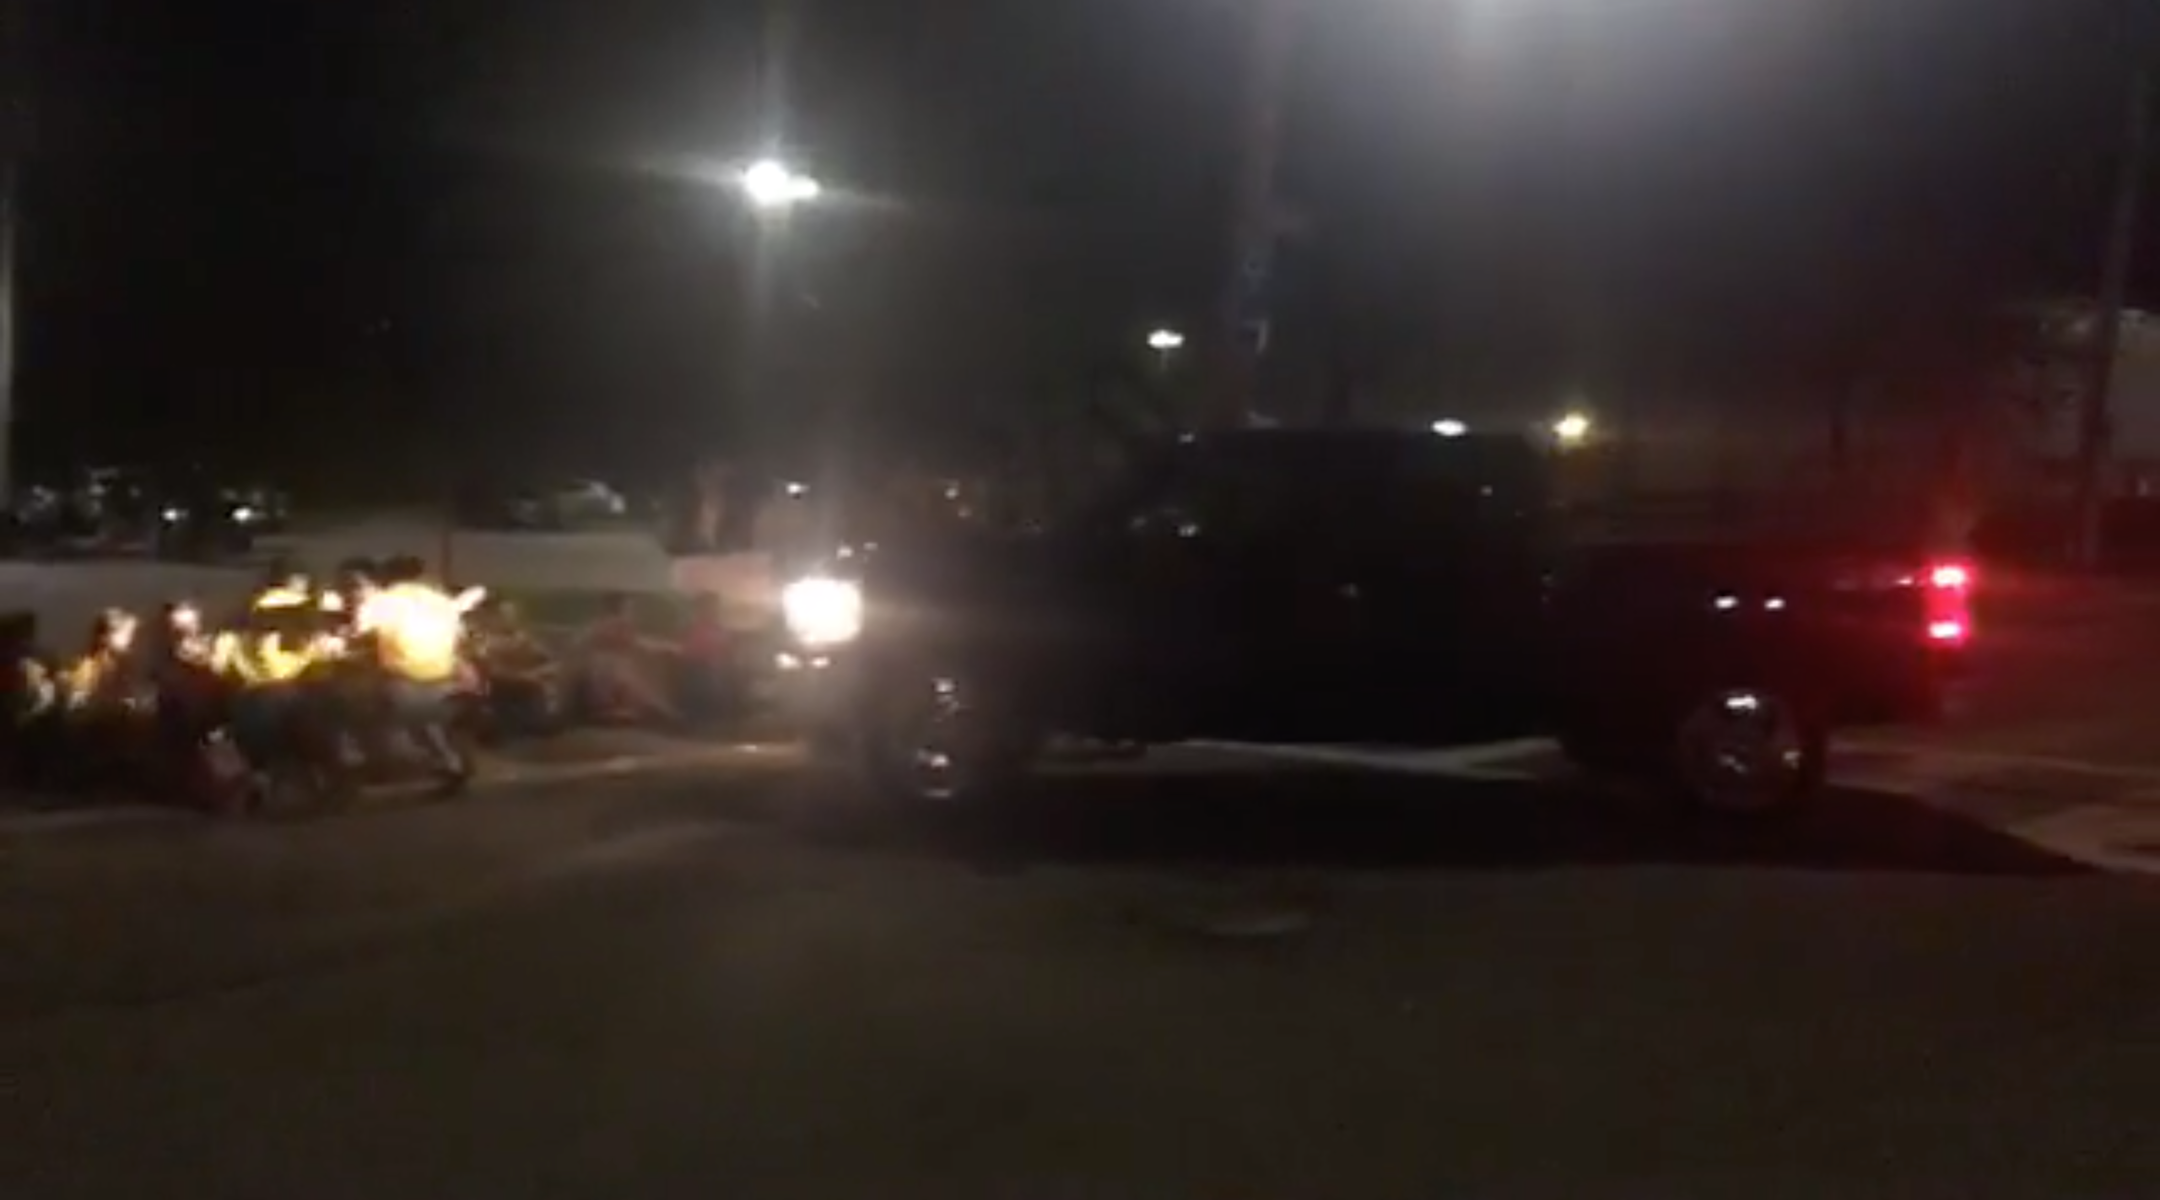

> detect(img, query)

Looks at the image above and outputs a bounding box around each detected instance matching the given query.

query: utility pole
[0,154,15,501]
[1204,0,1296,430]
[0,0,24,497]
[2072,67,2151,569]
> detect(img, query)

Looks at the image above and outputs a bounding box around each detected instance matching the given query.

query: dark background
[3,0,2144,494]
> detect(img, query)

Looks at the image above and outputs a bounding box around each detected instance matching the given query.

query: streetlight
[1432,419,1468,438]
[1552,411,1592,446]
[1146,328,1185,375]
[737,157,822,211]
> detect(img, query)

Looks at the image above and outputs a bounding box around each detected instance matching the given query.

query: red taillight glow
[1922,560,1972,646]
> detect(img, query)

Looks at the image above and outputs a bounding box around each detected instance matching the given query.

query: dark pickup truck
[770,429,1970,816]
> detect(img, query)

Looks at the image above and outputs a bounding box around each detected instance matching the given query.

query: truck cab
[777,429,1965,817]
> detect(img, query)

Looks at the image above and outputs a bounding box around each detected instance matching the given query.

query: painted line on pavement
[1203,735,2160,793]
[1200,736,2160,876]
[1184,739,1554,782]
[2002,793,2160,875]
[1841,739,2160,788]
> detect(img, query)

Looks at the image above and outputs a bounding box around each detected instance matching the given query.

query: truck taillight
[1923,559,1972,645]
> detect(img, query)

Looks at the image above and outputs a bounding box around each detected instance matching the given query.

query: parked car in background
[455,477,631,530]
[456,483,560,530]
[550,478,629,524]
[225,483,291,533]
[3,465,258,559]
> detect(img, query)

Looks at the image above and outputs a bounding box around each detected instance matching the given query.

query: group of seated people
[469,590,744,735]
[0,564,751,752]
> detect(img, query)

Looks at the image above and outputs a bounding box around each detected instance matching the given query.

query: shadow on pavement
[781,763,2091,879]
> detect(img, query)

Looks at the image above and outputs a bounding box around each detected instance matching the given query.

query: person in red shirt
[573,594,678,723]
[673,594,737,726]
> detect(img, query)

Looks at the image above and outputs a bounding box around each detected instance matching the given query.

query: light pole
[724,155,827,467]
[2071,69,2150,568]
[1205,0,1298,430]
[0,152,15,501]
[0,0,27,498]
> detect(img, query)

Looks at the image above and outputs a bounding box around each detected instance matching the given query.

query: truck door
[1324,439,1556,743]
[1053,442,1333,740]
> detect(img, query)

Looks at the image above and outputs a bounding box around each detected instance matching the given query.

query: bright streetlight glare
[1552,412,1592,444]
[739,158,822,209]
[1146,329,1185,352]
[1432,419,1468,437]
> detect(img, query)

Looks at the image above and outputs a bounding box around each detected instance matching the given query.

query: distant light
[740,159,822,210]
[1432,419,1468,437]
[1928,563,1971,591]
[1552,412,1592,444]
[784,481,808,498]
[1146,328,1185,352]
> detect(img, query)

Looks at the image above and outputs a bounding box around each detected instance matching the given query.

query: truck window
[1071,432,1554,545]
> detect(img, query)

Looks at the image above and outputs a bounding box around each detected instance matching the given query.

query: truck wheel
[1669,686,1826,817]
[857,660,1033,810]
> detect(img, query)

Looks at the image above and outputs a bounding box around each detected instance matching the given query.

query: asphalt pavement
[5,749,2159,1199]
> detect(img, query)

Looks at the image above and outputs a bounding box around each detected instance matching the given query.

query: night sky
[5,0,2143,488]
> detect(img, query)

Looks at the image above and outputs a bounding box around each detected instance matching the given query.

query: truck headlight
[781,576,864,648]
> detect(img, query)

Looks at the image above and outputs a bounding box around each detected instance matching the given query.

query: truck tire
[856,655,1034,810]
[1667,684,1827,818]
[1563,683,1827,819]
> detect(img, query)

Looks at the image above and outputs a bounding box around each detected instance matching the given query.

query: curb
[0,804,195,838]
[0,741,803,838]
[481,741,801,790]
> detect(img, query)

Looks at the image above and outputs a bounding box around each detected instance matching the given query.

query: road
[5,749,2158,1199]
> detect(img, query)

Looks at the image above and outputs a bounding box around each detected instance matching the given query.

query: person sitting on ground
[572,592,679,724]
[671,592,739,727]
[349,564,484,771]
[0,611,60,786]
[0,611,50,717]
[468,598,563,736]
[141,601,223,709]
[64,608,142,710]
[471,598,556,681]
